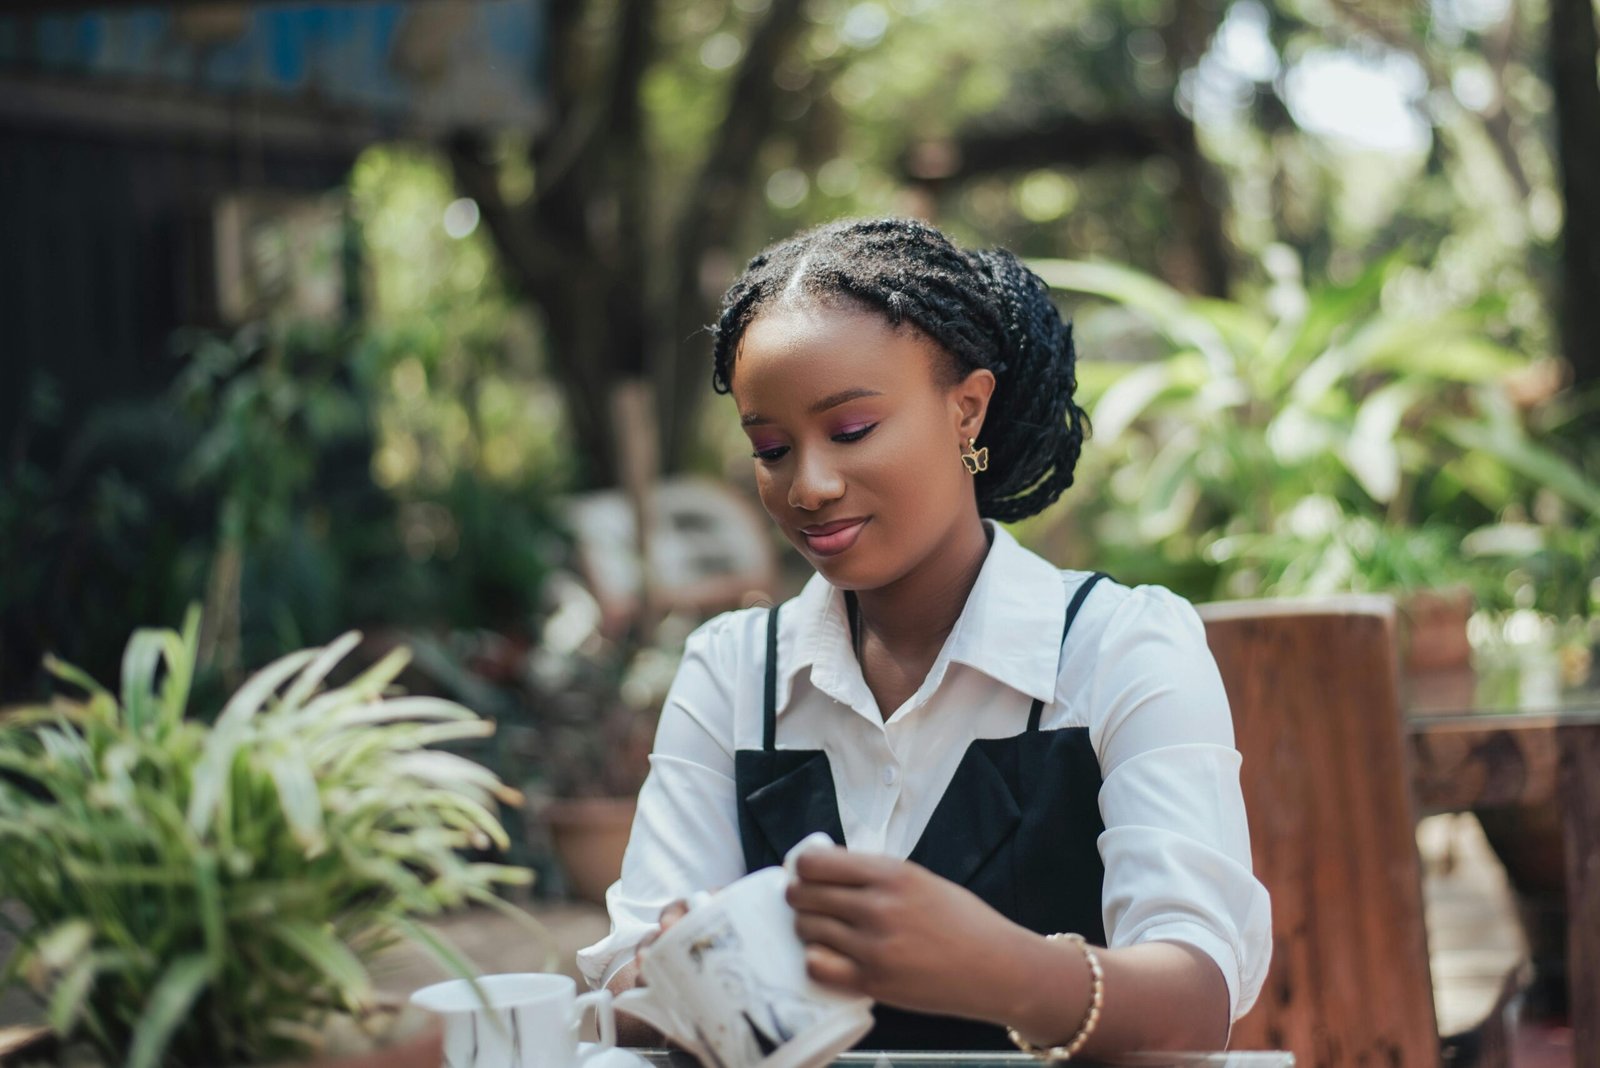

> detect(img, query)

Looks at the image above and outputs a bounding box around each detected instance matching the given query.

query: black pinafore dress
[732,573,1111,1051]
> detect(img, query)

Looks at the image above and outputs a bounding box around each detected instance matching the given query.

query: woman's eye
[833,423,878,444]
[752,445,790,463]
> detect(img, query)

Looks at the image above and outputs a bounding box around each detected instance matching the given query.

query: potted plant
[1027,251,1599,606]
[403,590,681,905]
[0,608,541,1068]
[521,633,673,906]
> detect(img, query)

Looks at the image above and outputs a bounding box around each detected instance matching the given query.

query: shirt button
[882,765,898,786]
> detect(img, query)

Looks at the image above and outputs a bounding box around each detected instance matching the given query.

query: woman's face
[729,300,993,591]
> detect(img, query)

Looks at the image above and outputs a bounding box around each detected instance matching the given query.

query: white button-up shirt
[577,522,1271,1020]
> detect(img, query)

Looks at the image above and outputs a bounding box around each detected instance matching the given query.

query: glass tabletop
[631,1050,1294,1068]
[1403,612,1600,720]
[1403,662,1600,721]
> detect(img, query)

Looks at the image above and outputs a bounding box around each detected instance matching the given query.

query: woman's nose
[787,449,846,511]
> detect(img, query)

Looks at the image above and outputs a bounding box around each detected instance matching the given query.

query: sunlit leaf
[1031,259,1235,375]
[265,742,327,856]
[1342,381,1427,503]
[188,648,318,837]
[1091,359,1184,442]
[278,630,363,715]
[119,630,167,734]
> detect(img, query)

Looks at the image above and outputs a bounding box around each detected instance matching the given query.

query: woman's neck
[850,517,992,661]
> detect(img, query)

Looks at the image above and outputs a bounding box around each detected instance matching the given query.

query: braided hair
[710,218,1089,522]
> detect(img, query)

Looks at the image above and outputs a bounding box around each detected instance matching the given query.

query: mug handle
[575,989,616,1051]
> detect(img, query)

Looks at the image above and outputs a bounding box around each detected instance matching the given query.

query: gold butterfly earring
[960,437,989,475]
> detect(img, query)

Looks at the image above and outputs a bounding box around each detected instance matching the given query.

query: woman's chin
[807,550,889,591]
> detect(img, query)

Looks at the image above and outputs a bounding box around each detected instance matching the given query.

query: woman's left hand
[785,845,1022,1019]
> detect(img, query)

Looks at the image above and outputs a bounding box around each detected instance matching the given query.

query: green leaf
[46,950,132,1037]
[1277,250,1397,372]
[1439,419,1600,518]
[189,649,318,838]
[42,655,111,702]
[1343,381,1427,504]
[214,648,320,735]
[195,853,226,973]
[389,751,517,806]
[339,645,413,702]
[1031,258,1235,374]
[265,742,327,856]
[278,630,363,716]
[120,630,168,735]
[1091,359,1184,442]
[318,696,478,732]
[156,606,202,733]
[461,887,554,972]
[31,919,94,977]
[270,920,373,1008]
[390,915,479,983]
[126,954,213,1068]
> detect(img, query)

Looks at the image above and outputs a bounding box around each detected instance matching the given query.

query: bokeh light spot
[442,197,480,239]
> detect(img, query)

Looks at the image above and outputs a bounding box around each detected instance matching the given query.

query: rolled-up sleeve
[1089,586,1272,1021]
[575,615,751,989]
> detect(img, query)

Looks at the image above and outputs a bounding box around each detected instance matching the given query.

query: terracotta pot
[542,797,638,904]
[1399,586,1474,673]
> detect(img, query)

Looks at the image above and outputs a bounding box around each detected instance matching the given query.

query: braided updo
[710,218,1089,522]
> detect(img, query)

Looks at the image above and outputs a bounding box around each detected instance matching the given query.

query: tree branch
[901,112,1172,181]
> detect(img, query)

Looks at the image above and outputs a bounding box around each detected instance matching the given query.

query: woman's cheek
[754,467,788,518]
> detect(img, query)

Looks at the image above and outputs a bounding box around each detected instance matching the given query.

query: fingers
[637,898,691,956]
[658,899,690,928]
[804,944,864,991]
[785,880,877,925]
[791,845,898,886]
[792,911,867,958]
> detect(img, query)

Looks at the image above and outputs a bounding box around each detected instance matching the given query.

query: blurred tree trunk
[1548,0,1600,399]
[449,0,810,488]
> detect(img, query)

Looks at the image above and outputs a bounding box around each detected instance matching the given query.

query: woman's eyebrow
[740,388,884,427]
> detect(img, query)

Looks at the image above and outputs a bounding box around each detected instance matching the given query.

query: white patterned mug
[615,834,874,1068]
[411,972,616,1068]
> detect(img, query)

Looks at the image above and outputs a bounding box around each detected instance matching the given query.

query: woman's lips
[800,517,869,557]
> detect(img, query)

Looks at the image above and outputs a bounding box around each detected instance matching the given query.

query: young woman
[577,218,1270,1057]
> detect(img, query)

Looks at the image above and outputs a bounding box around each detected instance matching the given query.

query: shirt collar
[774,521,1069,715]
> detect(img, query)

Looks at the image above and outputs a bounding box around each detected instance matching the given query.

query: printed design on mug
[684,918,829,1067]
[445,1008,524,1068]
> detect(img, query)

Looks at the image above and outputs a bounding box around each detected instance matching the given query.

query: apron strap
[763,602,781,751]
[1027,571,1110,732]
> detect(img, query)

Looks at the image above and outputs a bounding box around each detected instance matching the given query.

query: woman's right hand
[611,899,694,1047]
[635,898,692,961]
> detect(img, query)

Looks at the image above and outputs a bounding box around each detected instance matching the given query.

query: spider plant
[0,607,543,1068]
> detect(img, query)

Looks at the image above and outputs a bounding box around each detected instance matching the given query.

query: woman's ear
[950,368,996,441]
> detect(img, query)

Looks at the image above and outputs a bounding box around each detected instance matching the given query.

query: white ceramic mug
[615,834,874,1068]
[411,972,616,1068]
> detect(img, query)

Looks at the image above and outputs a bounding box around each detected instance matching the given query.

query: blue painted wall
[0,1,544,127]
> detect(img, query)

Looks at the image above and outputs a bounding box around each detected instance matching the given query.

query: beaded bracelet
[1006,932,1104,1061]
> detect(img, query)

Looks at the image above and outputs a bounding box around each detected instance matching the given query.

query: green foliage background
[2,0,1596,698]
